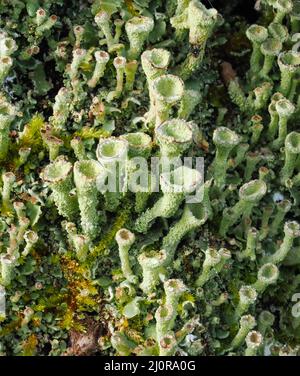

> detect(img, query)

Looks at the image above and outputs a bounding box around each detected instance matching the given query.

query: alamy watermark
[291,293,300,318]
[96,156,205,204]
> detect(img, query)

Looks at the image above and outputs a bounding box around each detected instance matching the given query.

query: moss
[19,114,45,151]
[90,199,132,259]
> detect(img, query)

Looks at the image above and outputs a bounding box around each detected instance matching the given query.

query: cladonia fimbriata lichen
[0,0,299,358]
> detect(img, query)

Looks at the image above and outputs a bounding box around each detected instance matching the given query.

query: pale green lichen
[73,160,102,240]
[0,0,299,358]
[41,156,79,221]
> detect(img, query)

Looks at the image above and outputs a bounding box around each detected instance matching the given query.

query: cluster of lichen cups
[1,0,300,357]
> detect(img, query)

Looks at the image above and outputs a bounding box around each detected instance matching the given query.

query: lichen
[0,0,300,358]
